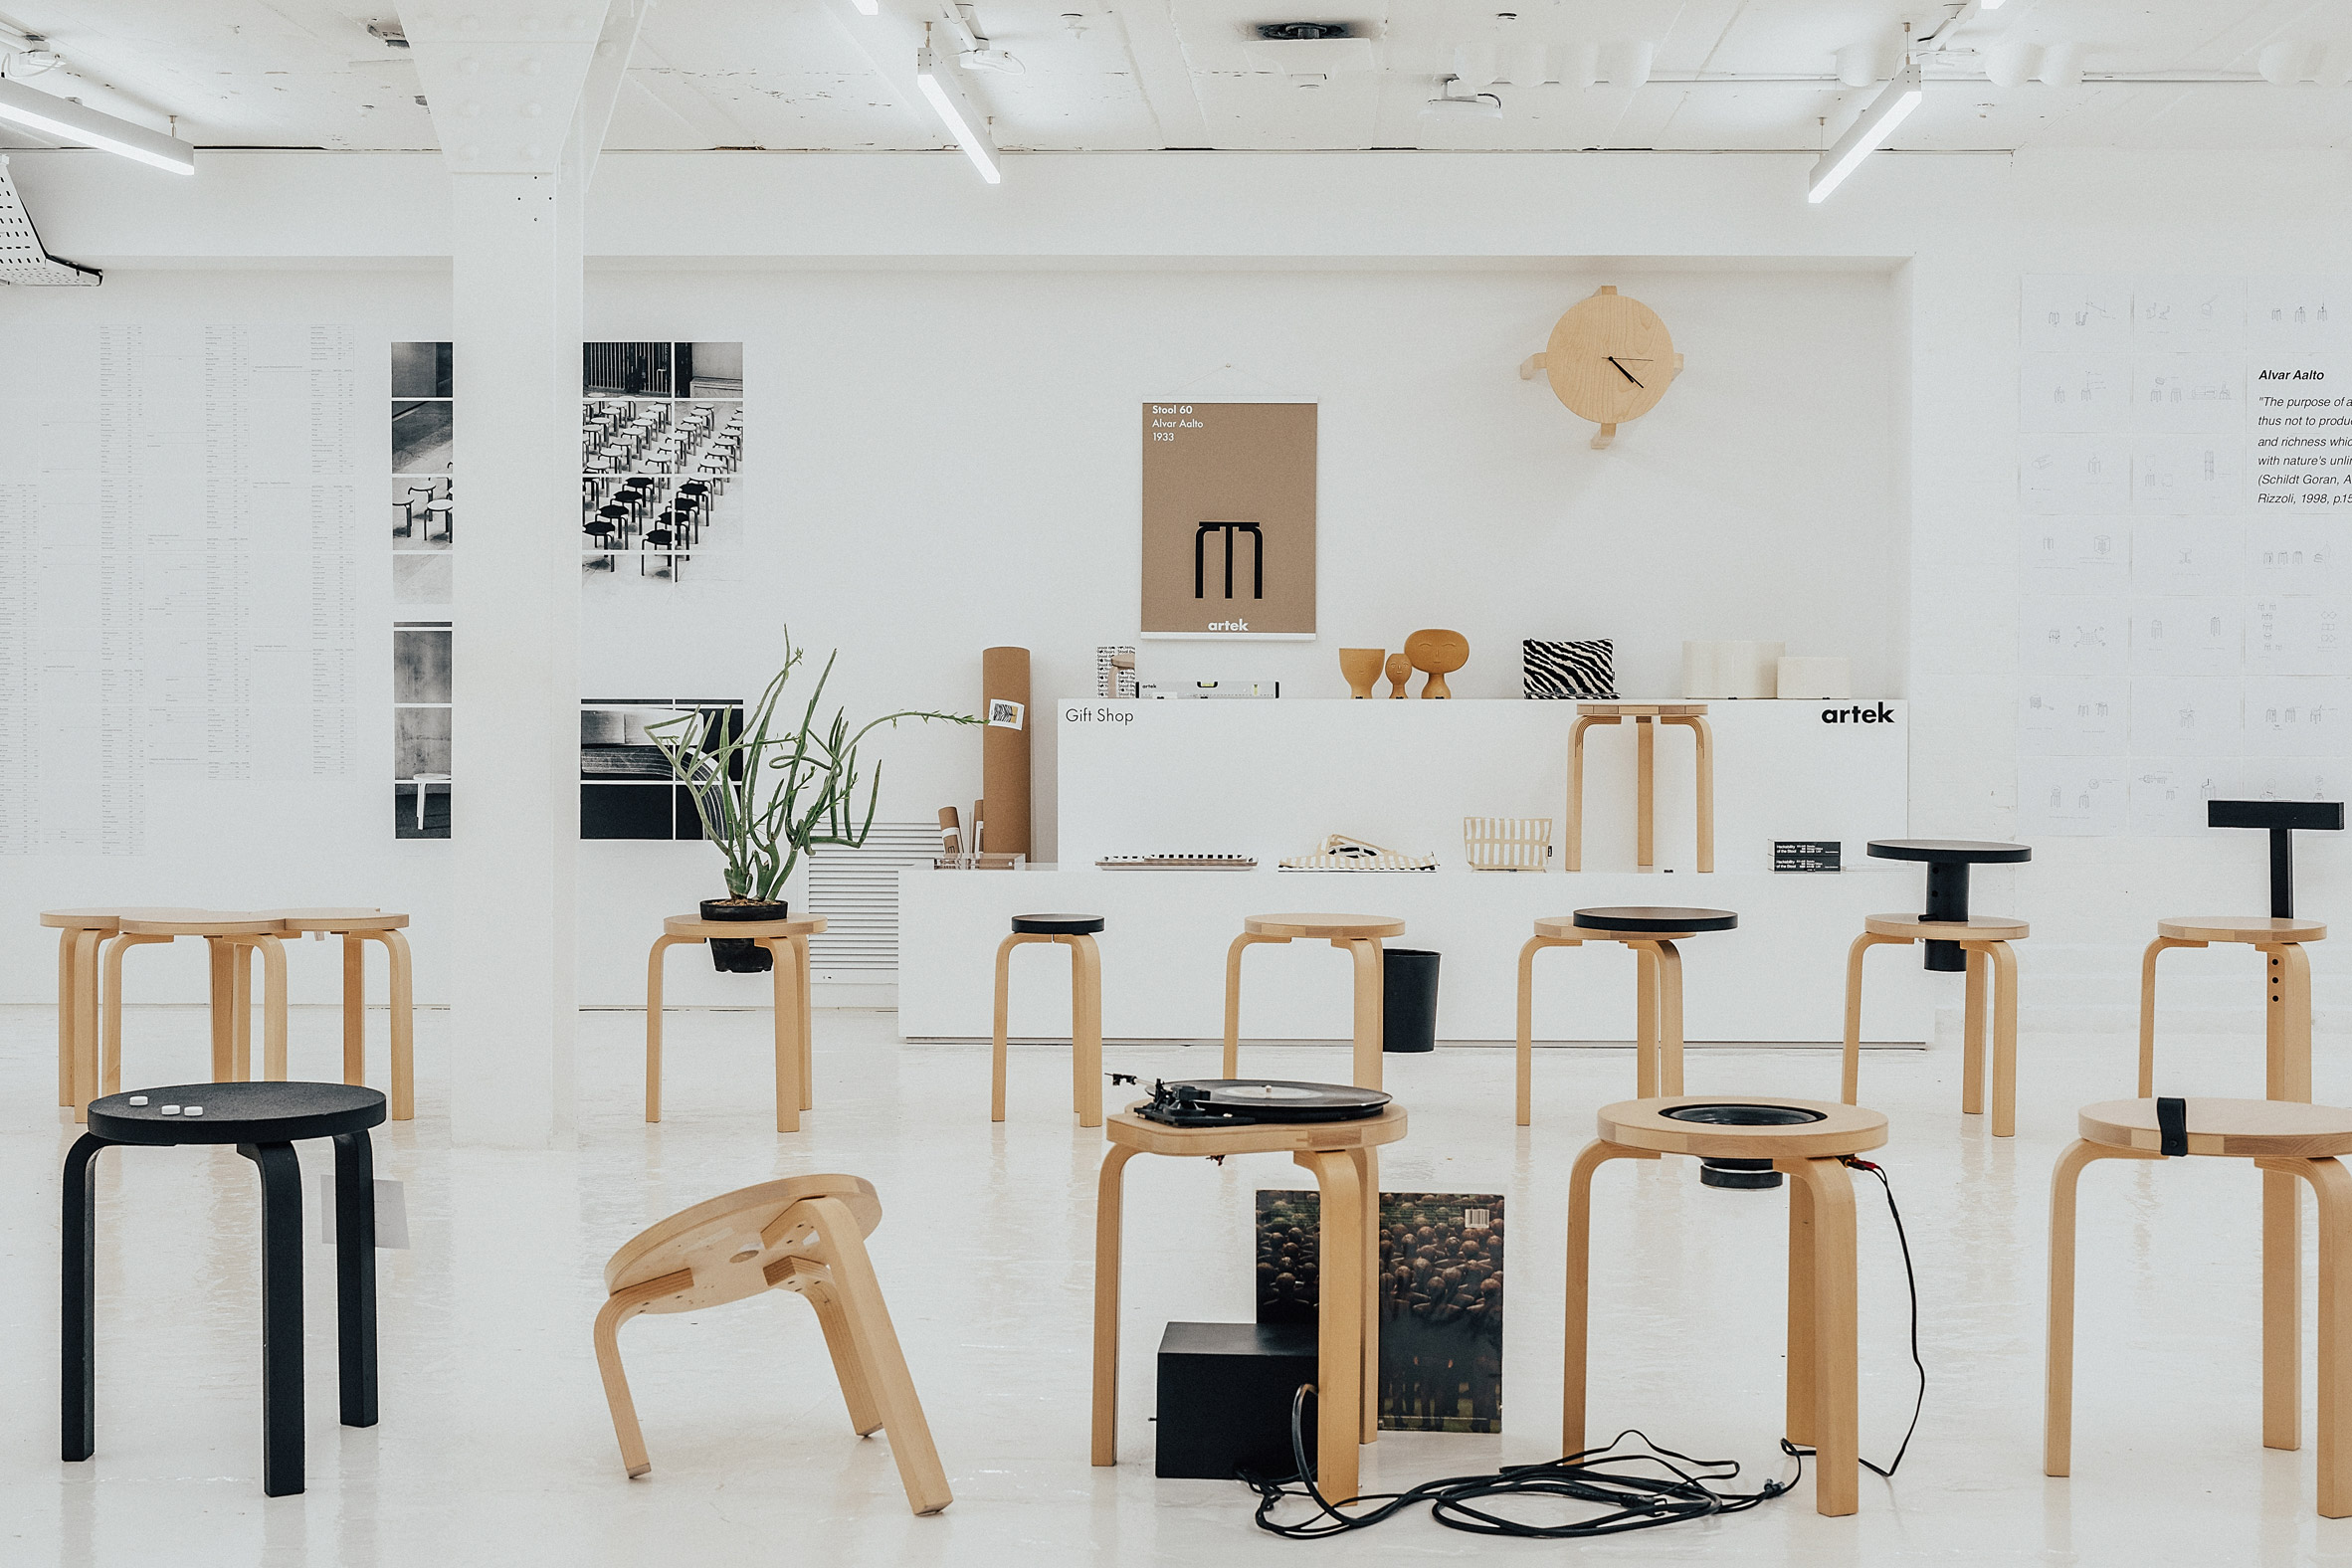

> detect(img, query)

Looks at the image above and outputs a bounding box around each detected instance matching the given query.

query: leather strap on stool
[2156,1095,2188,1157]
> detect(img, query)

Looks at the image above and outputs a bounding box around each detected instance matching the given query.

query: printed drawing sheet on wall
[2019,275,2352,836]
[0,324,363,856]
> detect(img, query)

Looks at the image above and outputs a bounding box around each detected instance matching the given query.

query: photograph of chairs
[580,697,742,840]
[581,341,743,586]
[391,343,458,838]
[393,622,452,839]
[392,476,454,550]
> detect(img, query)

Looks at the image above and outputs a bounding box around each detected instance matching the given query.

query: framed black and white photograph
[393,621,452,839]
[581,342,743,589]
[580,697,742,840]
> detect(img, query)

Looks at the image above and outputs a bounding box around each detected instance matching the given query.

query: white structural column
[400,1,640,1146]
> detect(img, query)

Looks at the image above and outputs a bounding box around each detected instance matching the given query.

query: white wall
[6,145,2351,1021]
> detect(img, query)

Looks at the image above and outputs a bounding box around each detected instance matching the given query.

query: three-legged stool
[1092,1100,1408,1503]
[646,912,826,1132]
[1565,701,1713,872]
[991,913,1104,1127]
[1514,905,1739,1125]
[1565,1095,1887,1516]
[103,912,292,1098]
[1224,913,1406,1089]
[65,1080,385,1496]
[270,909,417,1121]
[2048,1096,2352,1516]
[1843,839,2033,1135]
[593,1173,951,1515]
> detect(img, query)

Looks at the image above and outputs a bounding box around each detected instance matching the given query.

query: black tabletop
[88,1081,387,1145]
[1573,906,1739,933]
[1866,839,2032,865]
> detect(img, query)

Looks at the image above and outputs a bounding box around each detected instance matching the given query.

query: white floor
[3,1004,2349,1565]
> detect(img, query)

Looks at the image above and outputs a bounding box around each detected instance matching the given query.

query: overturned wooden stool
[593,1173,951,1515]
[991,913,1104,1127]
[1515,906,1738,1125]
[1566,1095,1886,1516]
[2048,1097,2352,1517]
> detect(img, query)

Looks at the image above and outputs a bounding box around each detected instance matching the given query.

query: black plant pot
[701,897,788,973]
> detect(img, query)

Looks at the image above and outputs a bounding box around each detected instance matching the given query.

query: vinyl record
[1159,1078,1391,1123]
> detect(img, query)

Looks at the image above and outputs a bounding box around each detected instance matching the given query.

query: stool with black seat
[992,914,1104,1127]
[1842,839,2033,1136]
[2048,1095,2352,1517]
[1514,905,1738,1125]
[64,1080,386,1497]
[1565,1094,1886,1516]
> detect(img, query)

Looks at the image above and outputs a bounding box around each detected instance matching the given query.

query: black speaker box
[1154,1320,1318,1480]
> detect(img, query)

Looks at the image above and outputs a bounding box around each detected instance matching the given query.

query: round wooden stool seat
[118,912,284,937]
[1011,913,1105,935]
[1575,700,1707,718]
[603,1173,882,1309]
[1569,905,1737,935]
[269,908,411,933]
[2078,1096,2352,1159]
[1866,838,2033,866]
[1242,912,1407,941]
[660,912,826,940]
[1595,1094,1887,1160]
[42,906,207,932]
[2156,915,2327,945]
[1863,912,2030,941]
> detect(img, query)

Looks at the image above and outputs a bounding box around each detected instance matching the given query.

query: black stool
[1515,905,1738,1123]
[64,1080,387,1496]
[993,915,1106,1126]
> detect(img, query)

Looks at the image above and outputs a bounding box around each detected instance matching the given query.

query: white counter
[898,867,1936,1044]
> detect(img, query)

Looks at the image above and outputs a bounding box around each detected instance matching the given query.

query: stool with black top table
[63,1080,386,1497]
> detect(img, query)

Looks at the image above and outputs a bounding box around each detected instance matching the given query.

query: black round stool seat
[1573,906,1738,934]
[1011,913,1105,935]
[89,1080,386,1145]
[1867,839,2033,865]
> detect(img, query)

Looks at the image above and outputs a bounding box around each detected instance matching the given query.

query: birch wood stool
[1515,906,1739,1126]
[103,912,293,1102]
[593,1173,951,1515]
[2048,1096,2352,1517]
[991,914,1104,1127]
[645,913,826,1132]
[1566,1095,1887,1516]
[1844,840,2033,1136]
[1224,913,1407,1089]
[65,1080,385,1497]
[1565,701,1713,872]
[1092,1101,1408,1504]
[268,910,417,1121]
[42,907,211,1122]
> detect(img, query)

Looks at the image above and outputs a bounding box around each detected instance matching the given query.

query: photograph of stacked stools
[579,341,743,583]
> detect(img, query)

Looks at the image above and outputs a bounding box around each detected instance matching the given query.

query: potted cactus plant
[650,631,974,972]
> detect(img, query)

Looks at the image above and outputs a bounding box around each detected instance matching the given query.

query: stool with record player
[1842,839,2033,1136]
[991,913,1104,1128]
[1092,1079,1406,1504]
[1564,1095,1886,1516]
[1514,906,1738,1126]
[1223,913,1407,1090]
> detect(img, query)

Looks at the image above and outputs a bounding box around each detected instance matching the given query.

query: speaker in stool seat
[1154,1321,1318,1480]
[1664,1100,1828,1189]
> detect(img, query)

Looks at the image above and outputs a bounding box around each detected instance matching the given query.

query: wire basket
[1463,817,1552,873]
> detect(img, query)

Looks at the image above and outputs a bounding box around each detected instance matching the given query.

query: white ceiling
[0,0,2346,157]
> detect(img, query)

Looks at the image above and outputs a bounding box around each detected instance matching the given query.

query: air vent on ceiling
[1256,22,1353,40]
[1243,21,1378,77]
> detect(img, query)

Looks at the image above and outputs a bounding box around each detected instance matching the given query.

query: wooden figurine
[1405,629,1470,698]
[1337,648,1385,699]
[1384,653,1412,699]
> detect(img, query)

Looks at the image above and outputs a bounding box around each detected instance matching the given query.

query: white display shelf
[897,867,1936,1045]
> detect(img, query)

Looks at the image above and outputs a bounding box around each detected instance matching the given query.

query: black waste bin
[1382,948,1441,1053]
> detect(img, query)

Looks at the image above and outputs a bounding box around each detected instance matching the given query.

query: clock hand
[1606,355,1645,388]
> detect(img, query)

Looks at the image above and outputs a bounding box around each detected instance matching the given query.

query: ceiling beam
[1109,0,1211,149]
[826,0,1003,167]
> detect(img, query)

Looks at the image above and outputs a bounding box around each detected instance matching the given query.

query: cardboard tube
[982,647,1032,858]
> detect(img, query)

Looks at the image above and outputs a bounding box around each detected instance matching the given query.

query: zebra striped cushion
[1523,639,1616,699]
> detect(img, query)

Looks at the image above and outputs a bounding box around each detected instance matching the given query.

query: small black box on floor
[1155,1321,1318,1480]
[1774,840,1842,873]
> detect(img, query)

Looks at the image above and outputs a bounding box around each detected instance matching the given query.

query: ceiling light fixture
[1806,62,1920,203]
[1423,74,1502,118]
[915,40,1001,183]
[851,0,879,13]
[0,78,195,175]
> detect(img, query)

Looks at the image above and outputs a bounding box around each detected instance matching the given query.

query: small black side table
[63,1080,387,1497]
[1866,839,2033,971]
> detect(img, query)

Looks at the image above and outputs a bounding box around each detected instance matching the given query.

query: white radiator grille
[807,820,939,976]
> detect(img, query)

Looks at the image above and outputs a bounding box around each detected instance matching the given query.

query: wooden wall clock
[1519,286,1684,450]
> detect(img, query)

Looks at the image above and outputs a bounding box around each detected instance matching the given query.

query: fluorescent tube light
[1980,0,2007,9]
[0,76,193,175]
[850,0,878,13]
[915,45,1000,183]
[1807,64,1921,203]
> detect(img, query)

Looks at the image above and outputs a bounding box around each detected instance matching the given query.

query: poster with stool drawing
[1141,402,1316,639]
